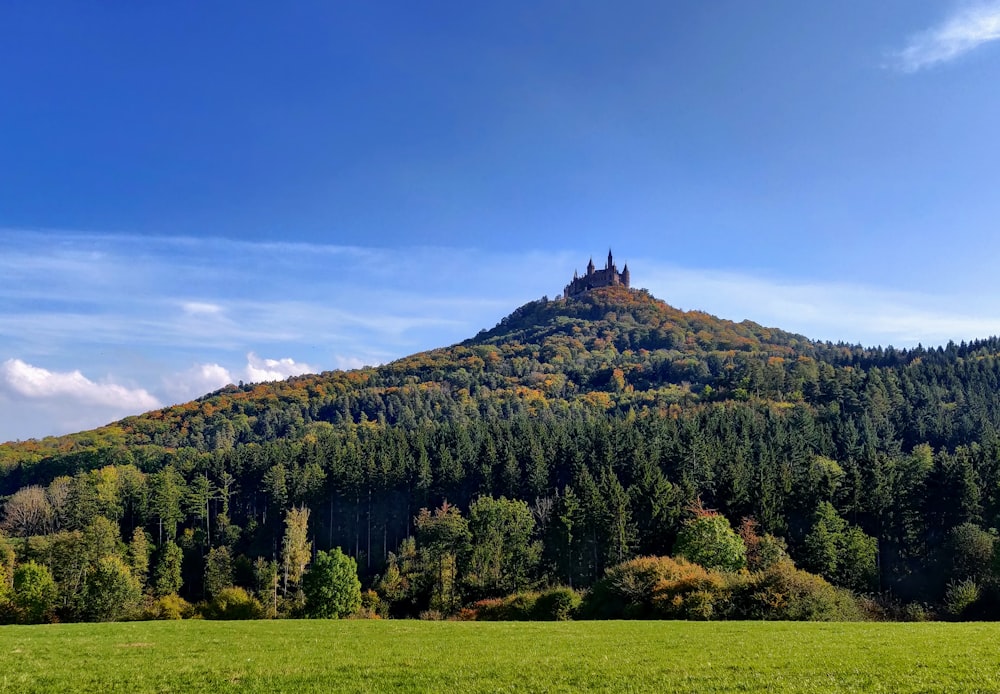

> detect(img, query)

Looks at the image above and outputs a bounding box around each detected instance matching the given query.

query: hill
[4,284,1000,614]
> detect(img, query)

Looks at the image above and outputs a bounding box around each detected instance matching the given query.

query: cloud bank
[1,358,160,410]
[892,2,1000,72]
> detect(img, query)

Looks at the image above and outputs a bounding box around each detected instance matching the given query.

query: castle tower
[564,250,633,299]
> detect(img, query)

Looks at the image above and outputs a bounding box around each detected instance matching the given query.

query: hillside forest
[3,286,1000,622]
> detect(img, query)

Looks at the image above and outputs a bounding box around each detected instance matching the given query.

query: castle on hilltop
[563,250,630,299]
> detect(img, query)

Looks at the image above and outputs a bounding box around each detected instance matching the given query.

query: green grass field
[2,620,1000,693]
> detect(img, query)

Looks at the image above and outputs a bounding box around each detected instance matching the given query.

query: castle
[563,250,630,298]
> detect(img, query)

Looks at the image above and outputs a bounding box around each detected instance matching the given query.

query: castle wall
[564,262,629,298]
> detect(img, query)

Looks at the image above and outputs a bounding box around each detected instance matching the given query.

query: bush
[531,587,581,621]
[466,591,543,621]
[900,602,932,622]
[580,554,866,622]
[200,587,265,620]
[142,593,193,620]
[652,569,739,620]
[582,555,715,619]
[359,589,386,619]
[944,579,981,619]
[744,559,863,621]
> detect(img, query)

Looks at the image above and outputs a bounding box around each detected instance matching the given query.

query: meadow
[2,620,1000,693]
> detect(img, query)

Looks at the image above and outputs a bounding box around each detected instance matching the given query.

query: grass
[2,620,1000,692]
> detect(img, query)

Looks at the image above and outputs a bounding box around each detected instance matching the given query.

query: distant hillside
[5,284,1000,613]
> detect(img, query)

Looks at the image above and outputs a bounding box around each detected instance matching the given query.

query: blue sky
[3,2,1000,441]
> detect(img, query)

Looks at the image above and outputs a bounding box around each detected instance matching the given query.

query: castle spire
[608,248,613,270]
[587,257,595,275]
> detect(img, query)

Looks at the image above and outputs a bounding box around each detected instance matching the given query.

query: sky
[3,1,1000,442]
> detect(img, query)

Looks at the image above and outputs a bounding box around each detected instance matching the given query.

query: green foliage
[127,527,150,588]
[949,523,995,583]
[531,586,582,621]
[200,586,265,620]
[142,593,193,620]
[944,579,981,619]
[82,555,142,622]
[203,546,233,599]
[582,555,863,622]
[302,547,362,619]
[12,560,58,624]
[673,513,746,572]
[153,541,183,597]
[802,502,878,592]
[281,506,311,593]
[466,495,540,598]
[746,559,863,621]
[416,502,471,614]
[11,287,1000,616]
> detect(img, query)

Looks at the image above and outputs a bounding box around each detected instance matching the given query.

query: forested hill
[5,284,1000,610]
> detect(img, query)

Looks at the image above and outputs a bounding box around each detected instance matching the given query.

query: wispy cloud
[643,262,1000,348]
[891,2,1000,72]
[7,229,1000,441]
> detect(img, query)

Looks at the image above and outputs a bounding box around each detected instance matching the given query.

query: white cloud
[333,355,370,371]
[163,363,234,402]
[892,2,1000,72]
[245,353,314,383]
[0,358,161,410]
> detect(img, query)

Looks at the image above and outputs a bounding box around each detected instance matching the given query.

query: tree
[253,557,279,615]
[82,556,141,622]
[1,485,54,537]
[127,527,150,589]
[12,561,58,624]
[149,466,185,543]
[204,546,234,599]
[415,502,470,614]
[281,506,311,594]
[549,486,582,588]
[949,522,995,584]
[302,547,362,618]
[0,532,13,613]
[154,541,184,597]
[466,495,539,598]
[673,511,747,572]
[802,501,878,592]
[82,516,122,564]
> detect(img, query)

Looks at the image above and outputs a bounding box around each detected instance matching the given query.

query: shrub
[744,559,863,621]
[359,589,386,619]
[143,593,193,620]
[201,587,265,620]
[531,587,582,621]
[652,569,739,620]
[944,579,981,619]
[582,555,714,619]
